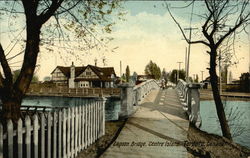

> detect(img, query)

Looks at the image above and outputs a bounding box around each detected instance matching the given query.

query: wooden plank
[90,103,92,144]
[75,107,78,155]
[0,123,3,158]
[71,107,74,158]
[78,106,82,151]
[33,115,39,158]
[58,110,62,158]
[7,120,13,158]
[41,113,45,158]
[93,102,96,142]
[53,112,57,158]
[25,116,31,158]
[82,104,86,149]
[88,104,90,146]
[97,101,100,138]
[102,99,106,136]
[17,118,23,158]
[62,109,66,158]
[67,109,70,158]
[47,112,52,158]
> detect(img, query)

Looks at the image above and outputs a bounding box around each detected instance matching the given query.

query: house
[51,62,116,88]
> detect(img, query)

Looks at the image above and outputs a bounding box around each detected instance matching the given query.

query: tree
[169,69,186,84]
[144,60,161,80]
[13,69,39,83]
[0,0,122,121]
[167,0,249,140]
[125,65,130,82]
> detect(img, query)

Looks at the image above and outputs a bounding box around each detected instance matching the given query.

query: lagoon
[200,100,250,148]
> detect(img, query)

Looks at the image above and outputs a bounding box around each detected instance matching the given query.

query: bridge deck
[101,89,189,158]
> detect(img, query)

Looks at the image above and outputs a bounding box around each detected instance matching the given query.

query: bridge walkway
[101,89,190,158]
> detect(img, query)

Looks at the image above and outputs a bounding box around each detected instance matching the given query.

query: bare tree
[0,0,122,122]
[167,0,250,140]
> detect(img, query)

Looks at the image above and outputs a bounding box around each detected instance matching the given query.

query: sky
[0,1,249,81]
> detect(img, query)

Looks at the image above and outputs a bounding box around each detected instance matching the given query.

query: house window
[79,81,89,88]
[86,72,91,76]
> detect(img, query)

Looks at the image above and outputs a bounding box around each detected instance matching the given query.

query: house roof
[51,64,116,81]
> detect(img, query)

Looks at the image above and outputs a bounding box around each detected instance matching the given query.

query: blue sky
[0,1,249,81]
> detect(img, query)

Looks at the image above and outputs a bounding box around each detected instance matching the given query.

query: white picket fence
[0,98,106,158]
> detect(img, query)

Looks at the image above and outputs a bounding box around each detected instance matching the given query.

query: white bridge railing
[176,79,202,128]
[0,98,106,158]
[132,79,160,106]
[119,79,160,118]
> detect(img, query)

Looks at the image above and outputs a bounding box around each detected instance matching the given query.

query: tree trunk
[0,18,41,122]
[1,88,23,123]
[209,49,232,140]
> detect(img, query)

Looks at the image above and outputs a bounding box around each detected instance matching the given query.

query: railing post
[118,83,134,119]
[188,83,202,128]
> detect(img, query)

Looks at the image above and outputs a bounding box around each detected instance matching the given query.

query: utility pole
[201,71,204,82]
[177,62,183,82]
[184,27,198,83]
[184,2,197,83]
[120,60,122,77]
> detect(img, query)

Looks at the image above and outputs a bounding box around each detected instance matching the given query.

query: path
[101,89,190,158]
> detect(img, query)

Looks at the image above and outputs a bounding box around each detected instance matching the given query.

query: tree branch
[167,4,209,46]
[39,0,64,24]
[216,13,250,47]
[0,44,13,86]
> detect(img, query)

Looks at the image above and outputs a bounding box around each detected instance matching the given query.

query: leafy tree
[167,0,249,140]
[169,69,185,84]
[125,65,130,82]
[144,60,161,80]
[13,69,39,83]
[0,0,122,121]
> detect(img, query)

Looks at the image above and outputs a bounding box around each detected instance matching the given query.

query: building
[51,62,116,88]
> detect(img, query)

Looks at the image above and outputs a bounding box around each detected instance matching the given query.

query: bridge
[0,79,202,158]
[101,80,201,158]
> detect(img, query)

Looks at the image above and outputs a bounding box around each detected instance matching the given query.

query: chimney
[70,62,75,79]
[94,58,97,66]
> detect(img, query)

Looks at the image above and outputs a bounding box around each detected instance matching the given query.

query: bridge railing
[176,79,202,128]
[26,87,120,97]
[119,79,160,118]
[132,79,160,106]
[0,98,106,158]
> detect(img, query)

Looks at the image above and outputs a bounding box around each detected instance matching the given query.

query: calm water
[22,96,121,121]
[200,100,250,148]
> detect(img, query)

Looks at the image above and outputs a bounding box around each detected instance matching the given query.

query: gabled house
[51,62,116,88]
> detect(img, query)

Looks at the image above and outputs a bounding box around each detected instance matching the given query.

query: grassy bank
[76,120,126,158]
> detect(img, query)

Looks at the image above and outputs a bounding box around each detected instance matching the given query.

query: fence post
[47,112,52,158]
[62,109,66,158]
[40,113,45,158]
[53,112,57,158]
[71,107,74,158]
[75,106,78,155]
[78,106,82,151]
[7,120,13,158]
[58,110,62,158]
[17,118,23,158]
[67,109,71,158]
[25,116,31,158]
[33,115,39,158]
[82,105,85,149]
